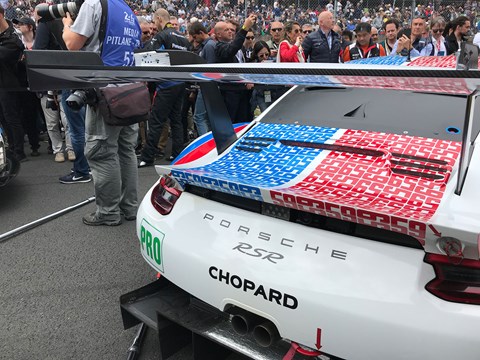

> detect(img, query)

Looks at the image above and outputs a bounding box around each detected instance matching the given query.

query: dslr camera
[66,89,97,112]
[45,90,59,111]
[36,0,84,22]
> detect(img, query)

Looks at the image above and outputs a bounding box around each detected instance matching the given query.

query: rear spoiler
[21,46,480,195]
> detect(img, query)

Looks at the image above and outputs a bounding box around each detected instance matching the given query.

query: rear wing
[22,47,480,195]
[23,49,480,94]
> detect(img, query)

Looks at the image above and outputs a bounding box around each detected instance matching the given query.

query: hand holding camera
[62,12,74,29]
[244,14,257,31]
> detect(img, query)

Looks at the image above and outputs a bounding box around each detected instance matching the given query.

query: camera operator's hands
[243,14,257,31]
[62,11,89,50]
[62,12,74,30]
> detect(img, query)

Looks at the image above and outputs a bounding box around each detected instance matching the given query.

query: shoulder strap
[98,0,108,56]
[49,20,67,50]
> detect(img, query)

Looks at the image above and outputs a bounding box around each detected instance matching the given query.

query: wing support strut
[455,89,479,195]
[165,50,237,155]
[198,82,237,155]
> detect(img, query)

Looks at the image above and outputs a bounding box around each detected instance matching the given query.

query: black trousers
[0,90,25,159]
[181,89,195,142]
[19,91,41,151]
[141,84,185,163]
[220,88,253,124]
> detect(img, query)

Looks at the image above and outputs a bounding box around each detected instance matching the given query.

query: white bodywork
[135,70,480,359]
[137,177,480,359]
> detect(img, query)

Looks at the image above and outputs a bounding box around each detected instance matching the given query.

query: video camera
[36,0,84,22]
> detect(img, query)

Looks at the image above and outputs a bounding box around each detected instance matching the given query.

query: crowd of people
[0,0,479,225]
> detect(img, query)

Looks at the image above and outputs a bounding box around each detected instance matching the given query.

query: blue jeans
[193,90,210,136]
[61,91,89,176]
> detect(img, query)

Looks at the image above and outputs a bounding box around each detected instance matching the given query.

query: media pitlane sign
[140,219,164,273]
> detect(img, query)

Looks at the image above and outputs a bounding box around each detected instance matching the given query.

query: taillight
[150,174,182,215]
[425,253,480,305]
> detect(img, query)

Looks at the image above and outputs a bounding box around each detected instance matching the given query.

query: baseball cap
[13,17,36,30]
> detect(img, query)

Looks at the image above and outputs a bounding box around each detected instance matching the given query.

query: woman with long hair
[252,40,271,62]
[277,21,305,63]
[251,41,288,113]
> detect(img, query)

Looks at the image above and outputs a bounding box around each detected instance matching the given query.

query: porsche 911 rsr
[22,50,480,360]
[136,85,480,360]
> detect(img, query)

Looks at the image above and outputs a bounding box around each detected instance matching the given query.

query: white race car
[136,56,480,360]
[23,50,480,360]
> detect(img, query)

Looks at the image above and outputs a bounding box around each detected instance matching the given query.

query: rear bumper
[120,277,342,360]
[137,187,480,360]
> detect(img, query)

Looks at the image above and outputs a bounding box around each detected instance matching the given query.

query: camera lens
[36,1,81,22]
[66,90,86,112]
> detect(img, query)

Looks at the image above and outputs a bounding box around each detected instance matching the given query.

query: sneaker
[138,160,153,168]
[83,212,122,226]
[31,149,40,157]
[59,172,92,184]
[67,150,76,161]
[55,152,65,163]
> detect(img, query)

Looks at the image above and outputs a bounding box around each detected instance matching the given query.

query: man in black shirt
[138,8,191,167]
[0,5,26,161]
[214,14,256,124]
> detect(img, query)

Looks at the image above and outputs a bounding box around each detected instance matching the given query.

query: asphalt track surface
[0,142,202,360]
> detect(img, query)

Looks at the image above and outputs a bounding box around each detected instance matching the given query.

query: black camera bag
[97,83,151,126]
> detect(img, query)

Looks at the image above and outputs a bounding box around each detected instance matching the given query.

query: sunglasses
[258,53,269,58]
[246,36,255,40]
[271,28,283,32]
[303,30,313,34]
[142,31,150,34]
[432,28,445,33]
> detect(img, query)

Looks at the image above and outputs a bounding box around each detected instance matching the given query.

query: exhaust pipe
[253,320,280,348]
[230,308,263,336]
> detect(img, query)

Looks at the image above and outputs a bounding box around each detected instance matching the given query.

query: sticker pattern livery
[172,123,340,200]
[192,56,473,95]
[171,123,462,235]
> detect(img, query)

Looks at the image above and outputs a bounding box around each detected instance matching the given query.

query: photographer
[0,5,27,162]
[61,0,141,226]
[33,13,78,165]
